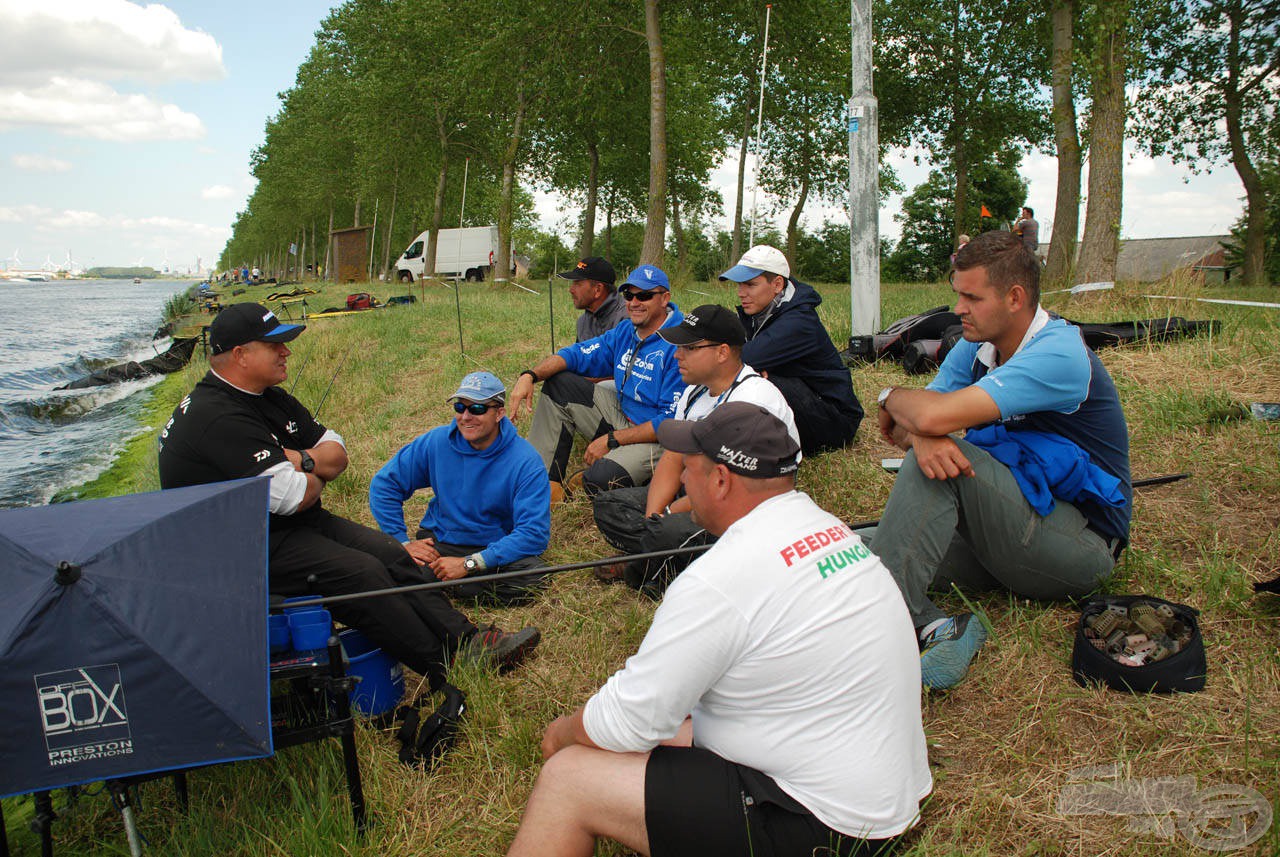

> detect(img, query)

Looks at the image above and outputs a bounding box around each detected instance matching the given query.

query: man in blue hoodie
[870,230,1131,690]
[720,246,863,456]
[370,371,551,606]
[509,264,685,499]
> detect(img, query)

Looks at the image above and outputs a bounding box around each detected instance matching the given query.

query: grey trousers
[525,373,662,493]
[591,485,713,595]
[860,438,1116,629]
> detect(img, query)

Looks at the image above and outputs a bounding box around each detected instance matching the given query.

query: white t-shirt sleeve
[583,577,747,752]
[264,461,308,514]
[316,429,346,449]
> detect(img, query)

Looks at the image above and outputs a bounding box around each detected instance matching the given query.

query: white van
[394,225,501,283]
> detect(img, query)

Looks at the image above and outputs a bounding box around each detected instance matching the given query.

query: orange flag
[980,205,993,218]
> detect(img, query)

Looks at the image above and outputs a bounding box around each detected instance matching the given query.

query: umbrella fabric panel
[0,479,273,798]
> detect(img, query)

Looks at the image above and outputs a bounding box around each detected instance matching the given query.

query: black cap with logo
[557,256,616,285]
[658,304,746,347]
[209,303,305,354]
[657,401,800,478]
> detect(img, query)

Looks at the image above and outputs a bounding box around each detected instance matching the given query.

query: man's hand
[429,555,468,581]
[282,448,303,469]
[878,403,898,446]
[403,537,439,567]
[583,433,610,466]
[540,709,598,761]
[508,375,537,420]
[911,434,975,480]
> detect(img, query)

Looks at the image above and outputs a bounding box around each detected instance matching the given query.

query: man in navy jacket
[720,245,863,455]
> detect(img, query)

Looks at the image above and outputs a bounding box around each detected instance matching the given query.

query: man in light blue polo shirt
[870,230,1131,690]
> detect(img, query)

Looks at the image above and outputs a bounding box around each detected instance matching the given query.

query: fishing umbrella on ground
[0,478,273,798]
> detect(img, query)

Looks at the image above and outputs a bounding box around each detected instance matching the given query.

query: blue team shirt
[929,316,1132,542]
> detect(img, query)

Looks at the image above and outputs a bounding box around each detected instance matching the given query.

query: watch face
[464,558,477,570]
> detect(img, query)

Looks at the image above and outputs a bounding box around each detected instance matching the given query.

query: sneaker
[465,625,541,671]
[919,613,987,690]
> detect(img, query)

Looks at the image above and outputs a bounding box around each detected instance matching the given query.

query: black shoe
[464,625,541,671]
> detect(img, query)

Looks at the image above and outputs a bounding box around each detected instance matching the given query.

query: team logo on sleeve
[253,449,270,462]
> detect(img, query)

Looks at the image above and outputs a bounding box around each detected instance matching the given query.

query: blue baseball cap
[449,371,505,403]
[620,264,671,293]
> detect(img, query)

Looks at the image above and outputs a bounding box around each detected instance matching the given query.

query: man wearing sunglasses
[159,307,541,696]
[591,304,798,596]
[370,371,551,606]
[509,264,685,500]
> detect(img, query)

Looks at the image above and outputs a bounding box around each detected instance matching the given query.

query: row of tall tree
[219,0,1277,286]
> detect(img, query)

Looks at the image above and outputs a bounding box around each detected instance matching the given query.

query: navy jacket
[738,280,862,423]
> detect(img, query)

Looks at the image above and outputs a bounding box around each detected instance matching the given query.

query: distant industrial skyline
[0,0,1247,274]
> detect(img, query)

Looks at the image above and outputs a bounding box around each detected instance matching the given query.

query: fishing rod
[275,472,1190,611]
[312,345,352,420]
[288,347,312,395]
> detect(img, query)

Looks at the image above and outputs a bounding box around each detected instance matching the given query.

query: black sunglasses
[677,342,720,351]
[453,401,498,415]
[621,289,660,302]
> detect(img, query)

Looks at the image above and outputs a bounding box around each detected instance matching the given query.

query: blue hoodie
[556,303,686,429]
[369,418,550,568]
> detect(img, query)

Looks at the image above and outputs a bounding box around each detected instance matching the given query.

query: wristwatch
[463,554,483,574]
[299,449,316,473]
[606,431,620,450]
[877,387,896,407]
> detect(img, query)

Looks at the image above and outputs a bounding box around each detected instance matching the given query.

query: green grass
[6,274,1278,855]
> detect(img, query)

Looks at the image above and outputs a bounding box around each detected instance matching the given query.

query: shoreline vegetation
[11,274,1278,855]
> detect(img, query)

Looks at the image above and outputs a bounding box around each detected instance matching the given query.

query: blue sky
[0,0,1249,275]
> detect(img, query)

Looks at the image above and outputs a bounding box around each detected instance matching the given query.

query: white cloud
[0,0,225,87]
[11,153,71,172]
[0,76,204,141]
[202,184,237,200]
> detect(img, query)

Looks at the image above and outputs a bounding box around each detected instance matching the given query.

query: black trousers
[416,527,548,606]
[269,509,474,689]
[591,486,714,597]
[768,376,862,457]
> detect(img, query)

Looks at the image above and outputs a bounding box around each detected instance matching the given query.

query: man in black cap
[158,303,541,693]
[590,304,798,596]
[558,256,627,342]
[509,403,930,857]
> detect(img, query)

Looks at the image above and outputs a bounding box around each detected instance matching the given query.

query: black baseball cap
[209,303,305,354]
[557,256,616,285]
[659,304,746,346]
[658,401,800,478]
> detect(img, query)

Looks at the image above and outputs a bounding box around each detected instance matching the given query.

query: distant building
[1037,235,1238,283]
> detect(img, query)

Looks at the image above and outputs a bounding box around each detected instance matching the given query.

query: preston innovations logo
[36,664,134,768]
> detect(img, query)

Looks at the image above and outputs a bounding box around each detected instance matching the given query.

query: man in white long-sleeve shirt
[508,402,931,857]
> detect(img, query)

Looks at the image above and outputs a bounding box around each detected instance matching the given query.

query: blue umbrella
[0,478,273,797]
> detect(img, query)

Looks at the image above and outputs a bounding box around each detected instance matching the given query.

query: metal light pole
[847,0,880,348]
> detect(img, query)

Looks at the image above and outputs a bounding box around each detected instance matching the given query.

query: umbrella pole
[34,792,55,857]
[108,782,143,857]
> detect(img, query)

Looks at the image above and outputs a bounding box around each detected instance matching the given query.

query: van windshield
[404,241,423,259]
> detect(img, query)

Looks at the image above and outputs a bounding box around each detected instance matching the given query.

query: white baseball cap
[718,245,790,282]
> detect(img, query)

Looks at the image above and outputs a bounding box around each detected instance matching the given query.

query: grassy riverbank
[7,274,1278,855]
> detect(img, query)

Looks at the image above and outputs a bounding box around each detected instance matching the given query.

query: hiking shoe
[465,625,541,671]
[549,481,567,504]
[592,562,627,584]
[919,613,987,690]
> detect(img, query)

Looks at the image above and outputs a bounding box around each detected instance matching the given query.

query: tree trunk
[953,139,969,243]
[640,0,668,265]
[731,99,752,262]
[605,196,614,261]
[353,195,361,228]
[325,206,334,281]
[671,193,686,275]
[1224,0,1267,286]
[1076,0,1128,284]
[498,78,528,283]
[1044,0,1081,287]
[383,169,399,274]
[579,140,599,258]
[786,174,810,276]
[427,147,449,277]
